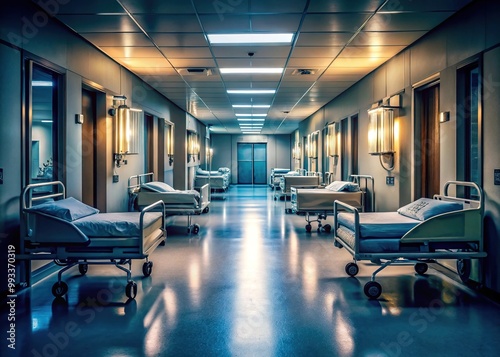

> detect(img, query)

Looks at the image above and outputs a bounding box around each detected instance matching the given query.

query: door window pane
[31,65,58,184]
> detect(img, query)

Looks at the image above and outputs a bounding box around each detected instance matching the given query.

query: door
[82,88,96,207]
[237,143,267,184]
[415,82,440,198]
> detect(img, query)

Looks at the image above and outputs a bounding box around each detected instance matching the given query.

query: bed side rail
[23,212,90,247]
[434,181,483,210]
[350,175,375,212]
[199,183,210,209]
[21,181,66,210]
[400,209,482,244]
[140,200,166,255]
[333,200,361,255]
[128,172,155,194]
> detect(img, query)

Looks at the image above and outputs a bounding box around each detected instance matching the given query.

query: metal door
[237,143,267,184]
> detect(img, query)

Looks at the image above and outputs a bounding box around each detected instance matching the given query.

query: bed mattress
[337,212,420,238]
[293,189,363,211]
[74,212,163,237]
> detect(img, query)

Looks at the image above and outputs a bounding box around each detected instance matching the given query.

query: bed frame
[291,174,374,233]
[274,175,322,214]
[129,173,210,234]
[333,181,487,299]
[18,181,166,300]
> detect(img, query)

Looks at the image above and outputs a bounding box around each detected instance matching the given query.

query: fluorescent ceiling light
[32,81,53,87]
[227,90,275,94]
[232,105,271,108]
[41,120,53,123]
[239,124,264,127]
[235,114,267,117]
[237,118,265,121]
[220,68,283,74]
[208,33,293,44]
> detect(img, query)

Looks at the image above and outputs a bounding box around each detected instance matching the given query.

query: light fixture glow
[237,119,265,122]
[235,114,267,117]
[227,90,276,94]
[232,105,271,108]
[32,81,53,87]
[207,33,293,44]
[220,68,283,74]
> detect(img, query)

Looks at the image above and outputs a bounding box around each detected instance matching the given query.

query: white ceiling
[36,0,474,134]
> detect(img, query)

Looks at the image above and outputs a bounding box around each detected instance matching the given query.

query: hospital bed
[333,181,486,299]
[129,173,210,234]
[18,181,166,300]
[194,167,230,192]
[274,175,321,213]
[291,175,374,233]
[269,168,291,190]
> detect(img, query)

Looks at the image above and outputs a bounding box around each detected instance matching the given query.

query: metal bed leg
[114,259,137,299]
[370,259,395,281]
[363,259,396,299]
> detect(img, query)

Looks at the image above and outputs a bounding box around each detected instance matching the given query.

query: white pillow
[397,198,463,221]
[25,197,99,222]
[142,181,175,192]
[325,181,360,192]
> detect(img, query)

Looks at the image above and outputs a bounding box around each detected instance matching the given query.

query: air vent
[291,69,317,76]
[178,68,215,76]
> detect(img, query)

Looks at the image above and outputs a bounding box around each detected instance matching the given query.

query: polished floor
[3,185,500,357]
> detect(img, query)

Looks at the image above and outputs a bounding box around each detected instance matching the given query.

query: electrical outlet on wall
[113,174,119,183]
[386,176,395,186]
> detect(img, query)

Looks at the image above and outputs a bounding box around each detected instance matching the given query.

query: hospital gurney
[274,175,321,213]
[269,168,291,190]
[333,181,486,299]
[18,181,166,300]
[129,173,210,234]
[291,175,374,233]
[194,167,230,192]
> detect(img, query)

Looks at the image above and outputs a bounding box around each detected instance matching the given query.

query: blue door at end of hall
[237,143,267,184]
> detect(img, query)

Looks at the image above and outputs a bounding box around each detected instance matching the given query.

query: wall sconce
[187,130,199,163]
[165,121,174,166]
[292,141,302,161]
[368,106,395,171]
[326,122,339,157]
[110,95,141,167]
[307,131,319,159]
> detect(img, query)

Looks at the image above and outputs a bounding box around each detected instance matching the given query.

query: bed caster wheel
[142,261,153,277]
[305,224,312,233]
[334,240,343,248]
[125,281,137,299]
[456,258,471,284]
[345,262,359,277]
[78,263,88,275]
[52,281,68,298]
[364,281,382,299]
[192,224,200,234]
[322,224,332,233]
[414,262,428,275]
[202,207,209,213]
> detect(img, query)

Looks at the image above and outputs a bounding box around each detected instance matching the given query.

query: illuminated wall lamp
[292,142,302,160]
[368,106,395,171]
[307,131,319,159]
[187,130,199,163]
[111,99,140,167]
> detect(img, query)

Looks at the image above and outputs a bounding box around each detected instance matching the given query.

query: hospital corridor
[3,184,500,356]
[2,0,500,356]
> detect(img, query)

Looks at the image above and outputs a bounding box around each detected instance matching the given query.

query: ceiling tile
[301,13,371,32]
[81,33,153,47]
[364,12,454,32]
[56,15,141,32]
